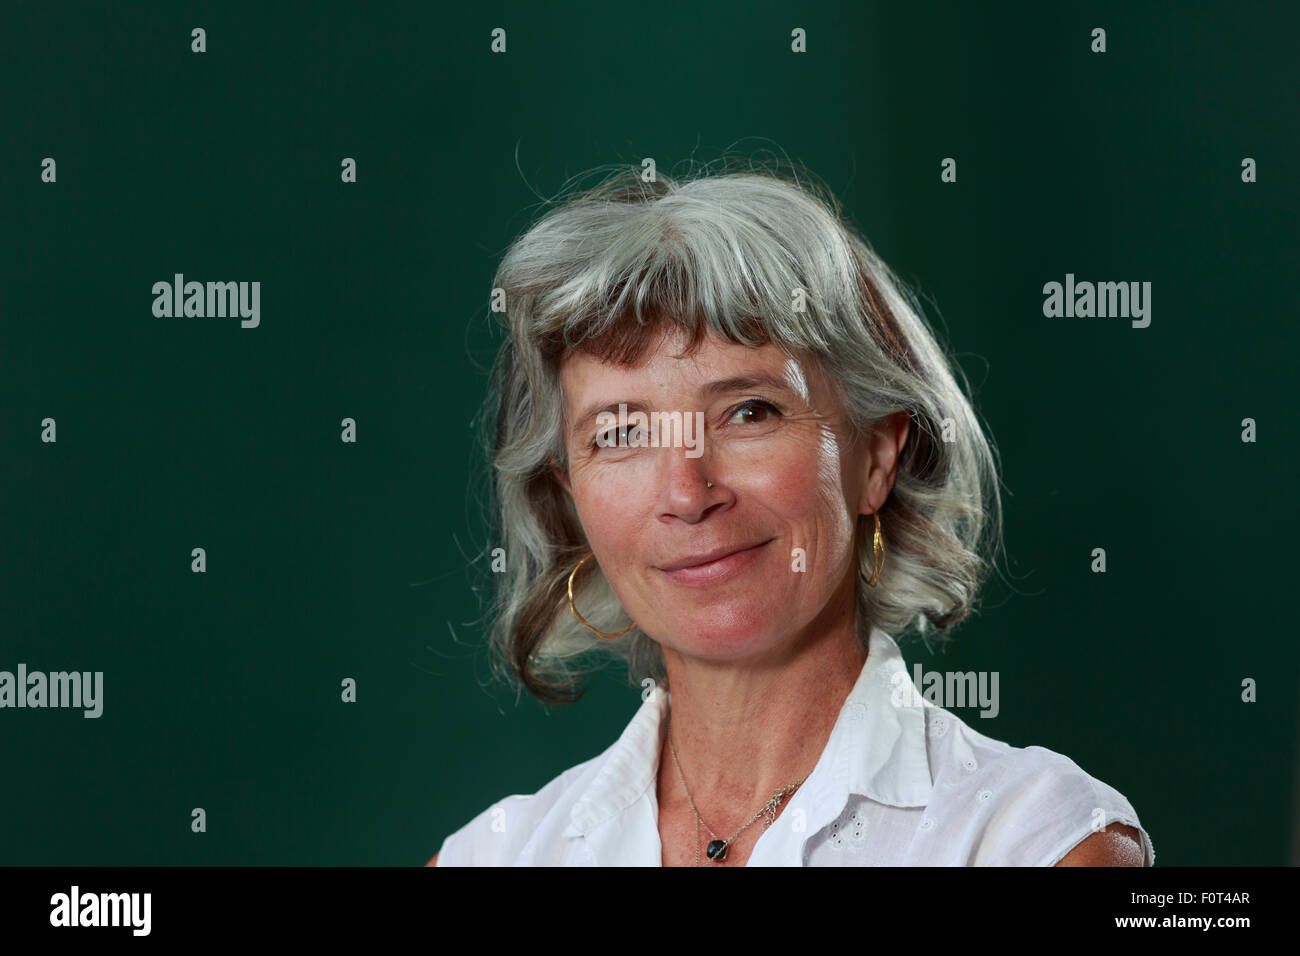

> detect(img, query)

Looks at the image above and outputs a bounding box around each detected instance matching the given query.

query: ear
[855,410,911,516]
[550,456,572,496]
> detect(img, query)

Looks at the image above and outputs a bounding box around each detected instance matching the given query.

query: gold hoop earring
[867,510,885,587]
[567,551,636,639]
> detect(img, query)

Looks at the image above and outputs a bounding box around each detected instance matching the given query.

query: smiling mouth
[657,539,774,587]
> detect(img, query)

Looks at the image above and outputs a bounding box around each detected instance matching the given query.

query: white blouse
[437,626,1155,866]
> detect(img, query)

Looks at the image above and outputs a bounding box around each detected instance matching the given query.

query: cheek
[737,434,846,527]
[570,470,646,555]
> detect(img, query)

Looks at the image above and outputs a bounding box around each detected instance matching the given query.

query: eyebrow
[568,372,801,439]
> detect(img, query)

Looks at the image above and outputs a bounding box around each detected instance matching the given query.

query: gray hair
[471,160,1005,704]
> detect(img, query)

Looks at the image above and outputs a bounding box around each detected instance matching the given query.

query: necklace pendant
[705,839,728,862]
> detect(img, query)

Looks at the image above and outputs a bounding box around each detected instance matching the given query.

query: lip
[657,539,773,587]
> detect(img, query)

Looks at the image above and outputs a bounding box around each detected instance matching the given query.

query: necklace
[665,713,810,866]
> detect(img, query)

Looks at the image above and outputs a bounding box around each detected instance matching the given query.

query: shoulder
[1053,822,1146,866]
[919,702,1155,866]
[433,752,605,866]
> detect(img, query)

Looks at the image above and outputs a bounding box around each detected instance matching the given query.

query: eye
[727,398,782,426]
[591,424,644,450]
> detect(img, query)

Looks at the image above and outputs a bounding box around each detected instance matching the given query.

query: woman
[429,163,1153,866]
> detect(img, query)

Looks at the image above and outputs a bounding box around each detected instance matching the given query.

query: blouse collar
[563,626,935,862]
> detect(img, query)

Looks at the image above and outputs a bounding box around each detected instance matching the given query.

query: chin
[657,606,787,660]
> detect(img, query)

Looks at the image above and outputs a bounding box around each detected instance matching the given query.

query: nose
[656,445,728,524]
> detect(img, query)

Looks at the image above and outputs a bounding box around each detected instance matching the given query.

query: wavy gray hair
[471,161,1004,703]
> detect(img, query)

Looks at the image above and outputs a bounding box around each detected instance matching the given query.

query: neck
[655,572,868,836]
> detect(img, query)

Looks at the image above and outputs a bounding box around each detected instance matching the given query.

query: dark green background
[1,1,1295,866]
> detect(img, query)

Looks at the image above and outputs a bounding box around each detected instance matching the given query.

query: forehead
[559,327,824,427]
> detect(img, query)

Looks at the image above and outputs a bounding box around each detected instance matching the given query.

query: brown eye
[729,399,781,425]
[591,424,644,449]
